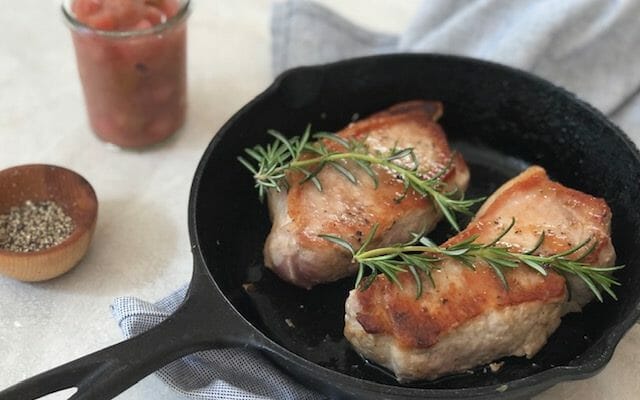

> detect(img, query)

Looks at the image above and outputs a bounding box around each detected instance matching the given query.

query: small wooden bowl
[0,164,98,281]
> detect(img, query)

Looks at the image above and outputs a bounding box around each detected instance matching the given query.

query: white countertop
[1,1,638,399]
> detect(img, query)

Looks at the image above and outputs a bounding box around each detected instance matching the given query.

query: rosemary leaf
[314,132,350,148]
[408,265,423,298]
[524,231,545,255]
[386,148,415,161]
[520,258,548,276]
[354,159,379,188]
[318,234,355,254]
[484,218,515,247]
[237,156,258,174]
[329,162,358,184]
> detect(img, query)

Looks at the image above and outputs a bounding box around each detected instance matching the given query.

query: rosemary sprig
[238,127,484,231]
[320,219,623,302]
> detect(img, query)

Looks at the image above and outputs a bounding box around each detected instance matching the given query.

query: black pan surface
[234,144,591,389]
[192,54,640,397]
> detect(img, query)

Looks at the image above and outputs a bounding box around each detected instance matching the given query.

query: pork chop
[264,101,470,289]
[344,166,616,381]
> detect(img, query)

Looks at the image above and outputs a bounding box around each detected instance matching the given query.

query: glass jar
[62,0,190,148]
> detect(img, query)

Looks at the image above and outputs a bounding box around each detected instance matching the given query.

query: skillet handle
[0,256,262,400]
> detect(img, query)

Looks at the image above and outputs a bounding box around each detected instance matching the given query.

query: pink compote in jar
[62,0,190,148]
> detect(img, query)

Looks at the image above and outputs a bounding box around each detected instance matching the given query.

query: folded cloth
[112,1,640,398]
[111,285,324,400]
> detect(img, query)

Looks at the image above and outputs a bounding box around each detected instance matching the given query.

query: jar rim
[61,0,191,38]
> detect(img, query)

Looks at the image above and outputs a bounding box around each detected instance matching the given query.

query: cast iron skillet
[3,54,640,400]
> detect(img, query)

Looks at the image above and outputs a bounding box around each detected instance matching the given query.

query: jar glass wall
[62,0,190,148]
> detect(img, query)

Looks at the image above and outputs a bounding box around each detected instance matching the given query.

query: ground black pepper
[0,200,75,252]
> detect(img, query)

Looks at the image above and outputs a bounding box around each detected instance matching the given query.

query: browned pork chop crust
[345,166,615,381]
[264,101,470,289]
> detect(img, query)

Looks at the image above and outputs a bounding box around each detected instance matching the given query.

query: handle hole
[36,387,77,400]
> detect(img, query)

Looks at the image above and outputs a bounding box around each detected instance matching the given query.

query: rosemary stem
[321,219,621,301]
[254,152,376,180]
[289,152,418,175]
[356,245,436,260]
[291,152,370,168]
[287,150,447,200]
